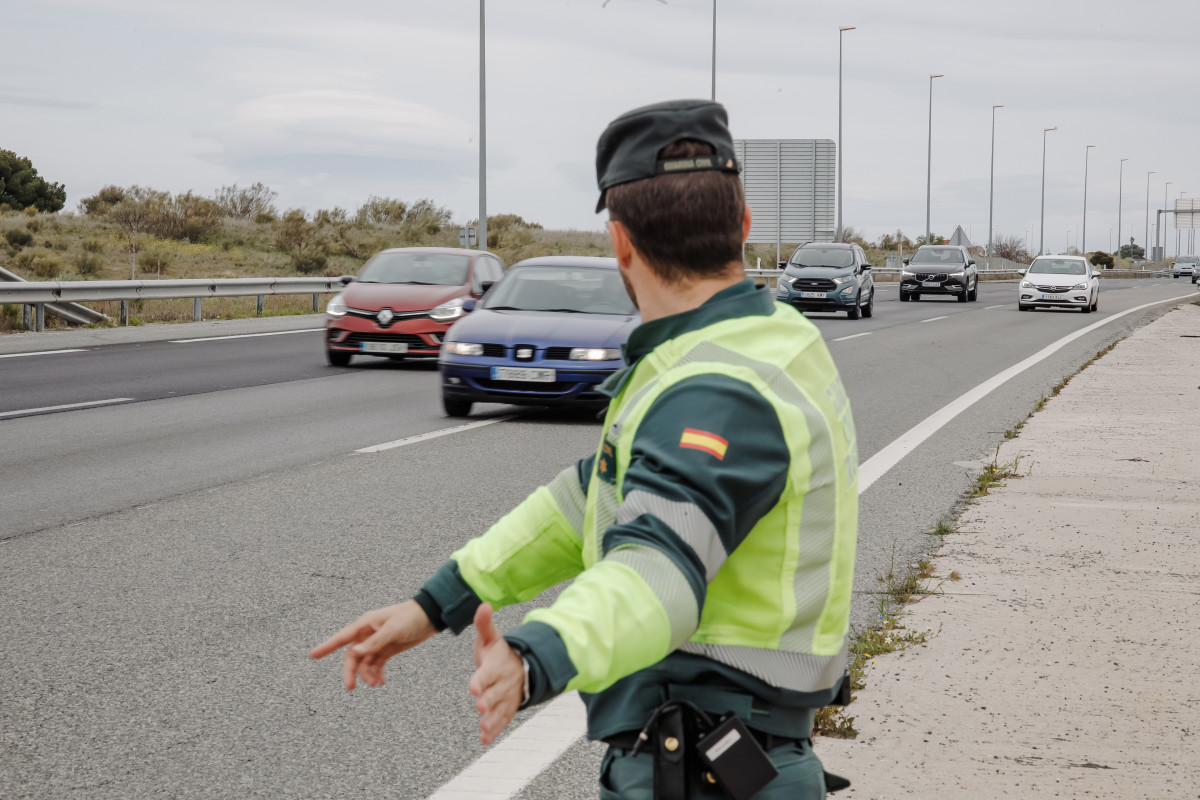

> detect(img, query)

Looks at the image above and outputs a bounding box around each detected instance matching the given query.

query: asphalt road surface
[2,279,1196,799]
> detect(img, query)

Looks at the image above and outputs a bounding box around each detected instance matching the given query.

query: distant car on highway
[1018,255,1100,313]
[774,242,875,319]
[899,245,978,302]
[438,256,638,417]
[1173,255,1198,278]
[324,247,506,366]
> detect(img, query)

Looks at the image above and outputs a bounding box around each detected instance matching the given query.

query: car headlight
[779,274,798,285]
[326,293,347,318]
[445,342,484,356]
[1020,280,1033,289]
[948,270,965,278]
[832,275,854,285]
[570,347,622,361]
[430,297,465,322]
[1070,282,1087,290]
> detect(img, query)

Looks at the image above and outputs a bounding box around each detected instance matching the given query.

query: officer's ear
[607,220,635,270]
[741,203,753,244]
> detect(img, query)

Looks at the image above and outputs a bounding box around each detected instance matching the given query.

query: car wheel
[847,292,861,320]
[326,349,352,367]
[1081,298,1092,313]
[1018,303,1031,311]
[899,291,910,302]
[957,287,968,303]
[912,293,921,301]
[968,278,978,301]
[862,289,874,318]
[442,392,473,418]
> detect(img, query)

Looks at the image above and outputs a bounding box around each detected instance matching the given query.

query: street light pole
[1178,190,1187,256]
[478,0,487,252]
[1164,181,1173,261]
[1145,171,1155,266]
[1082,144,1095,254]
[1040,126,1057,256]
[987,104,1004,269]
[925,73,943,244]
[711,0,716,100]
[837,25,856,242]
[1116,158,1128,265]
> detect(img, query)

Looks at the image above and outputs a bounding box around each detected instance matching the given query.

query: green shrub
[74,252,103,276]
[79,185,128,216]
[292,251,327,274]
[4,228,33,247]
[15,250,66,278]
[25,218,41,233]
[81,238,105,254]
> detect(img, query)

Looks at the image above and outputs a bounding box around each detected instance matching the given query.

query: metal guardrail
[0,277,343,331]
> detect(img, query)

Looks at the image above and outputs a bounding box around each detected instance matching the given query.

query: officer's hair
[606,139,745,283]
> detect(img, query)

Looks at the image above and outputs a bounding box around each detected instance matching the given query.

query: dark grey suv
[775,242,875,319]
[899,245,978,302]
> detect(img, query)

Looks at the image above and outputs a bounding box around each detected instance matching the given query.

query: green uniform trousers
[598,740,826,799]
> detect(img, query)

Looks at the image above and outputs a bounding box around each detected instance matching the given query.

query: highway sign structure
[733,139,835,261]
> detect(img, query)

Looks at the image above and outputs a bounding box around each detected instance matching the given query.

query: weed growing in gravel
[927,518,956,537]
[968,446,1027,497]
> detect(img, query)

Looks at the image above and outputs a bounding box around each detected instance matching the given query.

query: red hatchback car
[325,247,505,366]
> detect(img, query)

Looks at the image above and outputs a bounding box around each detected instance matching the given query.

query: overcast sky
[7,0,1199,254]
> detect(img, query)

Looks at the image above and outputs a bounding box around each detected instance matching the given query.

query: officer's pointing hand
[469,603,524,745]
[309,600,437,690]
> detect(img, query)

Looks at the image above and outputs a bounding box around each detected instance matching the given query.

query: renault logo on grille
[377,308,394,325]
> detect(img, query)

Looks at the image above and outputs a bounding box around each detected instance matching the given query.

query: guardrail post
[193,298,202,322]
[35,303,45,332]
[120,300,129,326]
[312,293,319,312]
[23,304,31,331]
[256,295,264,316]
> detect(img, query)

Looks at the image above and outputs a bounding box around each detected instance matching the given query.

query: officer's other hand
[469,603,524,745]
[308,599,437,690]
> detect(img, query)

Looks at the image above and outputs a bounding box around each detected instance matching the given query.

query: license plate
[1039,294,1066,301]
[800,291,827,299]
[361,341,408,353]
[491,367,556,382]
[921,281,942,287]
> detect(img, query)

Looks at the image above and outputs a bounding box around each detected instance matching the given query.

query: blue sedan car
[439,256,638,417]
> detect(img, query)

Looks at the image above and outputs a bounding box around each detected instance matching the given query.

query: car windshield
[789,247,855,268]
[358,252,470,285]
[483,266,635,314]
[910,248,964,265]
[1028,259,1087,275]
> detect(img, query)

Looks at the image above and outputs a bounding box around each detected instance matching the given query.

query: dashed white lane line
[357,416,515,454]
[920,315,949,323]
[831,332,872,342]
[169,328,323,343]
[0,349,88,359]
[0,397,135,419]
[984,304,1005,309]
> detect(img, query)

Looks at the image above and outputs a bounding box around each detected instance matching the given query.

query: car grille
[475,379,574,393]
[481,343,506,358]
[341,333,438,348]
[791,278,837,291]
[345,308,430,322]
[1034,285,1072,293]
[914,272,949,282]
[545,347,574,360]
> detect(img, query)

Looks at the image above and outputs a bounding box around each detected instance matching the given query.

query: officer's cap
[594,99,741,213]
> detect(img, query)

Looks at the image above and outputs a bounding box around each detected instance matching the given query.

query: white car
[1173,256,1198,278]
[1018,255,1100,313]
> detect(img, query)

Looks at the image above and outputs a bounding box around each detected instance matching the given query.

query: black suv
[899,245,978,302]
[775,242,875,319]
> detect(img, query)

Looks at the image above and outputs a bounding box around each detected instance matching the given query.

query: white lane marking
[0,397,134,419]
[831,332,872,342]
[357,416,514,454]
[920,315,948,323]
[169,328,323,343]
[423,292,1196,800]
[857,293,1195,493]
[426,692,588,800]
[984,304,1005,310]
[0,349,88,359]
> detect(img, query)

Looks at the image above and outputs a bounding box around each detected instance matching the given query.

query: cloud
[0,91,93,110]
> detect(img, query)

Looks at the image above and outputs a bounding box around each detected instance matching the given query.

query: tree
[151,191,223,241]
[215,182,278,220]
[272,209,329,274]
[356,195,407,225]
[990,234,1032,264]
[79,185,128,216]
[0,150,66,212]
[1089,250,1114,269]
[106,187,165,279]
[876,229,914,251]
[1118,242,1144,260]
[834,225,869,248]
[915,233,947,246]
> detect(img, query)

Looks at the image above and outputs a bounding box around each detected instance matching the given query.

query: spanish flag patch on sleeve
[679,428,728,460]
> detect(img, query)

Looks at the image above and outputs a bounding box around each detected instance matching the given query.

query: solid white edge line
[857,293,1194,493]
[920,315,949,323]
[169,328,323,343]
[0,349,88,359]
[357,416,514,454]
[0,397,135,419]
[425,291,1196,800]
[831,332,872,342]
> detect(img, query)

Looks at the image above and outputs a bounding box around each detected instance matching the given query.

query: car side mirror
[462,298,477,313]
[968,260,977,267]
[777,261,787,269]
[861,264,872,271]
[902,258,910,266]
[480,280,495,293]
[339,275,356,286]
[1017,268,1026,276]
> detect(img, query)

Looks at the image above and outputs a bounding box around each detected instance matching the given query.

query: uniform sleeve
[506,375,791,703]
[414,454,594,633]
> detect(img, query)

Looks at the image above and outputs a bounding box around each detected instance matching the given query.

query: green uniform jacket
[416,280,858,740]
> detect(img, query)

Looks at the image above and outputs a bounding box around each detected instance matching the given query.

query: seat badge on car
[377,308,394,325]
[517,347,533,360]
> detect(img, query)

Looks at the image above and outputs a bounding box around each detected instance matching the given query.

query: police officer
[311,99,859,799]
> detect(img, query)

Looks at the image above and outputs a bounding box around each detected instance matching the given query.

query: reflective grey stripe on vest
[617,490,726,582]
[678,639,848,694]
[547,466,587,536]
[592,479,620,564]
[606,544,700,651]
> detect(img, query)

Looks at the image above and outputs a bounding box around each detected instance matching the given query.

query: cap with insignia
[594,99,740,213]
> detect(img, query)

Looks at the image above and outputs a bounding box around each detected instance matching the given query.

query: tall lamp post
[1116,158,1128,266]
[711,0,717,100]
[925,73,944,243]
[1039,126,1057,256]
[836,25,856,242]
[1081,144,1095,254]
[1164,181,1173,261]
[478,0,487,252]
[1145,170,1155,266]
[1178,190,1187,256]
[987,104,1004,269]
